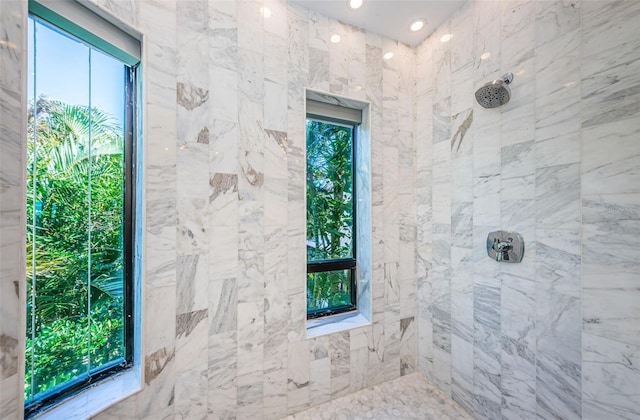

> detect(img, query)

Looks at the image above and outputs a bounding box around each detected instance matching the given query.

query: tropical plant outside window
[306,118,357,318]
[25,14,135,415]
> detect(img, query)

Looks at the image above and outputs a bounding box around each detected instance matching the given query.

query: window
[306,99,361,319]
[25,1,139,416]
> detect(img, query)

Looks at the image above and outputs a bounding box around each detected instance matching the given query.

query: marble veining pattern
[1,0,639,419]
[416,0,640,419]
[285,373,471,420]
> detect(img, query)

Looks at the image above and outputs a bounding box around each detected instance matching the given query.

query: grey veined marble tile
[285,373,471,420]
[583,333,640,420]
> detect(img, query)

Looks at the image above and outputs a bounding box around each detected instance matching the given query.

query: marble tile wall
[2,0,638,419]
[0,0,416,419]
[0,0,27,417]
[416,0,640,419]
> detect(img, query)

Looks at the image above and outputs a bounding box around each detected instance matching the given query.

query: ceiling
[290,0,468,46]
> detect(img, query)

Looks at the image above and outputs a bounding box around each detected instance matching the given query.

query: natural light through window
[25,7,137,416]
[306,118,357,318]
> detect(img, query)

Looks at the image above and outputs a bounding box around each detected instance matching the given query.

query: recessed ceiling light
[260,7,271,18]
[410,18,426,32]
[440,33,453,43]
[330,34,341,43]
[383,51,394,60]
[348,0,363,10]
[480,52,491,60]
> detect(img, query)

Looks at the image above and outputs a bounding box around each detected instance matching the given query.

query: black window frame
[306,113,358,319]
[24,9,138,418]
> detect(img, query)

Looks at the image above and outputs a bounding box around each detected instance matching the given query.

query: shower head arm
[502,72,514,85]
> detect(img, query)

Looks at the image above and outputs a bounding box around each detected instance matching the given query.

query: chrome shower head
[475,72,514,109]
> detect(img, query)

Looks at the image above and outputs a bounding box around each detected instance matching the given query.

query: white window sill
[306,312,371,338]
[34,368,141,420]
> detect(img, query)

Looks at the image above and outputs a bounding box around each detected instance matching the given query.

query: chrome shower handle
[487,231,524,263]
[493,240,512,261]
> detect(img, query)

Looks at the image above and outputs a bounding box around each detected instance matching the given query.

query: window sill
[34,368,141,420]
[306,312,371,338]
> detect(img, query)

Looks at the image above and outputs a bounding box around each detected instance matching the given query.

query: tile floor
[284,373,472,420]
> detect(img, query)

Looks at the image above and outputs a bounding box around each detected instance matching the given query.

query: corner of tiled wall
[415,0,640,419]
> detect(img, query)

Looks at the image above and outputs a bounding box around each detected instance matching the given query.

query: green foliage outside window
[306,120,355,312]
[25,97,126,400]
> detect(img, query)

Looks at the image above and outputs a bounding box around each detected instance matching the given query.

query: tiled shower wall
[416,0,640,419]
[0,1,26,418]
[0,0,417,418]
[2,0,639,419]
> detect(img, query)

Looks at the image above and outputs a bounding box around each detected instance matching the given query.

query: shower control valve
[492,239,512,261]
[487,231,524,263]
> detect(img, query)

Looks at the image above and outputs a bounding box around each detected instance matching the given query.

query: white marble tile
[263,81,287,132]
[535,130,580,168]
[472,126,501,178]
[237,1,264,54]
[349,347,368,392]
[536,252,582,420]
[145,285,177,354]
[535,163,581,231]
[501,140,534,179]
[582,333,640,420]
[535,29,580,100]
[208,278,237,336]
[264,32,287,86]
[501,101,534,146]
[237,372,264,419]
[262,0,287,38]
[177,196,209,254]
[400,317,417,376]
[581,0,640,60]
[208,225,238,281]
[582,192,640,343]
[473,340,501,420]
[0,1,24,94]
[210,68,239,124]
[287,340,310,413]
[139,344,176,418]
[237,300,264,377]
[580,43,640,128]
[472,174,500,227]
[207,331,237,419]
[582,118,640,195]
[0,375,19,419]
[583,288,640,348]
[176,0,209,81]
[535,0,581,47]
[432,346,452,395]
[309,357,331,407]
[500,275,536,419]
[174,367,207,420]
[451,333,474,415]
[582,194,640,340]
[177,253,209,314]
[263,366,287,420]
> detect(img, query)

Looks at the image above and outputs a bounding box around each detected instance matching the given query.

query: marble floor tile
[284,373,471,420]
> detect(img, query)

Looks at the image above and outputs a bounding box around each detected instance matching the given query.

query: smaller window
[306,103,360,319]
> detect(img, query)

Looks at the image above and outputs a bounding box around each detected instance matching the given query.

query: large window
[25,1,139,416]
[306,100,360,319]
